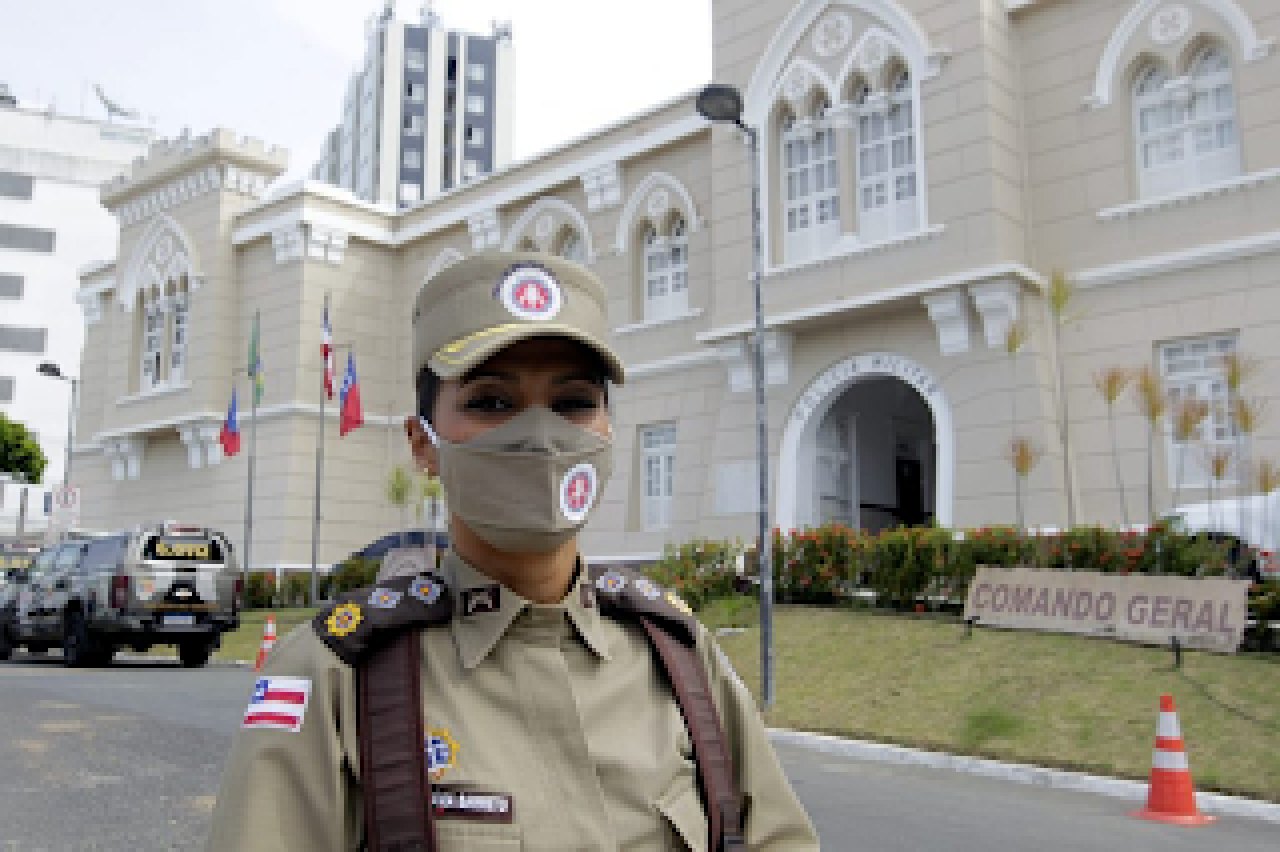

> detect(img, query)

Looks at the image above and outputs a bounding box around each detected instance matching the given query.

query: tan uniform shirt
[208,551,819,851]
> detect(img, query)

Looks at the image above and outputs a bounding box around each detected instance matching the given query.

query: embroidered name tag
[430,790,515,823]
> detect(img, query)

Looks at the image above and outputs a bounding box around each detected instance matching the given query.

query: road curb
[113,653,254,669]
[766,727,1280,824]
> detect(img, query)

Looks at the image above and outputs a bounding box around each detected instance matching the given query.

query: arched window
[858,68,919,242]
[140,290,165,391]
[555,228,586,264]
[780,98,840,264]
[169,277,189,383]
[1134,47,1239,198]
[642,216,690,321]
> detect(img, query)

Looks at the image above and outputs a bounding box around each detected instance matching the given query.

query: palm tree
[1005,321,1028,523]
[1093,367,1132,526]
[1046,271,1078,528]
[386,464,415,548]
[1008,436,1042,532]
[1170,398,1210,510]
[1134,366,1168,522]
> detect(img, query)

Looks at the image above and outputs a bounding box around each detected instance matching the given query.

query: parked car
[0,522,241,667]
[1163,491,1276,583]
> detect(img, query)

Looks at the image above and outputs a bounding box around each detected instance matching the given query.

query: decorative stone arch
[424,247,465,283]
[776,351,954,531]
[775,57,840,118]
[837,27,910,93]
[500,197,595,261]
[614,172,702,253]
[118,213,202,312]
[1087,0,1274,109]
[744,0,944,129]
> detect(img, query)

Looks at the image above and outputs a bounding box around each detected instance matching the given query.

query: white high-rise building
[0,82,152,535]
[311,1,514,207]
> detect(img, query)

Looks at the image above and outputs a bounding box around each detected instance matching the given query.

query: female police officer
[208,252,819,850]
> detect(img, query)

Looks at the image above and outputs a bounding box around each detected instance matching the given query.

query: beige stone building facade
[74,0,1280,575]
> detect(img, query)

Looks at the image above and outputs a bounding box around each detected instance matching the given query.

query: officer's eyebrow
[460,369,517,384]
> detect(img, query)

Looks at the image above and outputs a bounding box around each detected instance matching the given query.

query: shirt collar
[443,549,612,669]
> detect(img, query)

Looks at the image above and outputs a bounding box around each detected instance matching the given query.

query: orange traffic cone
[254,615,277,672]
[1131,694,1215,825]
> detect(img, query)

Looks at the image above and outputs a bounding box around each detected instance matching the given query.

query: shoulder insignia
[588,564,697,647]
[314,572,453,665]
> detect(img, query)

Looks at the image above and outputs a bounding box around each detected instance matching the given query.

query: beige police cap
[412,251,625,385]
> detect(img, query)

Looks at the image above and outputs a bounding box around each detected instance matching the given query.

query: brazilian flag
[248,311,264,405]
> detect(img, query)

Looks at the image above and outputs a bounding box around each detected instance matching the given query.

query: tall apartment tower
[0,81,152,533]
[311,1,514,207]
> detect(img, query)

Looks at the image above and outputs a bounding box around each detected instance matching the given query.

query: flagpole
[245,310,260,605]
[310,292,329,607]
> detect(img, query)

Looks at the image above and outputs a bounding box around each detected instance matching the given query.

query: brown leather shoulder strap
[357,628,435,852]
[639,616,746,852]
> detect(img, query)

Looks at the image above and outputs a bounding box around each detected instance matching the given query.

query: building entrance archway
[777,352,954,531]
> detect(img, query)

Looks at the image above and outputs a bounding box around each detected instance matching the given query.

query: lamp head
[696,84,745,126]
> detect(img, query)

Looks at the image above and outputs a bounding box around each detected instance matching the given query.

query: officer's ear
[404,416,439,477]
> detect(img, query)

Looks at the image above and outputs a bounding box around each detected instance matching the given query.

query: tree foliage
[0,413,47,484]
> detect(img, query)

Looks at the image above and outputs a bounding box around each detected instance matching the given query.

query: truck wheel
[62,612,102,668]
[0,626,12,661]
[179,640,214,668]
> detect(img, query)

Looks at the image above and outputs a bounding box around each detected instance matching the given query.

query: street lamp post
[696,84,776,710]
[36,362,79,488]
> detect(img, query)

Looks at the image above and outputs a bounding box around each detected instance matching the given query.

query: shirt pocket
[653,773,708,852]
[435,821,522,850]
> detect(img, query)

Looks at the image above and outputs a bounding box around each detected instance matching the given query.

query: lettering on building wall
[790,353,942,428]
[963,566,1249,653]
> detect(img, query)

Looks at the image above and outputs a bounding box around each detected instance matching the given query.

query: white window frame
[406,81,425,103]
[168,284,188,383]
[400,182,421,203]
[857,70,919,243]
[642,217,690,322]
[1135,48,1240,200]
[462,159,480,180]
[641,422,677,531]
[557,229,586,263]
[140,296,165,391]
[405,49,426,72]
[1161,333,1239,488]
[403,149,422,169]
[466,95,485,114]
[467,63,486,83]
[404,114,424,136]
[466,125,485,147]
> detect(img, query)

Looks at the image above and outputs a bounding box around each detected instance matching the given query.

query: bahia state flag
[248,312,265,405]
[219,387,241,458]
[339,351,364,437]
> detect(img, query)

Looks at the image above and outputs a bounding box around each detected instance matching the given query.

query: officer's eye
[462,394,514,414]
[552,396,600,417]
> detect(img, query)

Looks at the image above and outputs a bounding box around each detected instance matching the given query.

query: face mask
[422,407,613,553]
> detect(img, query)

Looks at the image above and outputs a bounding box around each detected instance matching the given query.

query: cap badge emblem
[560,463,598,523]
[498,263,562,322]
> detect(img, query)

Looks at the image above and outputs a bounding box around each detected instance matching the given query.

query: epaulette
[313,572,453,666]
[588,563,699,647]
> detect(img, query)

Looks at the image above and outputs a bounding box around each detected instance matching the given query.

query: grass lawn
[220,600,1280,801]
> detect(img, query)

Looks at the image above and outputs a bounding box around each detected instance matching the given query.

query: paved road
[0,651,1275,851]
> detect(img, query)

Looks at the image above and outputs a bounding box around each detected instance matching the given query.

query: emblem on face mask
[326,602,363,637]
[498,263,562,321]
[425,727,459,781]
[560,463,599,523]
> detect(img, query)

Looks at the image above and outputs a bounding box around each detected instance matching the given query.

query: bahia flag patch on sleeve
[242,676,312,732]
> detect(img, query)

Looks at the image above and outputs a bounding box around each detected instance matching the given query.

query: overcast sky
[1,0,712,181]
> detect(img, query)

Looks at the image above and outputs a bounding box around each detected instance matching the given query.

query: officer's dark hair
[416,336,611,426]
